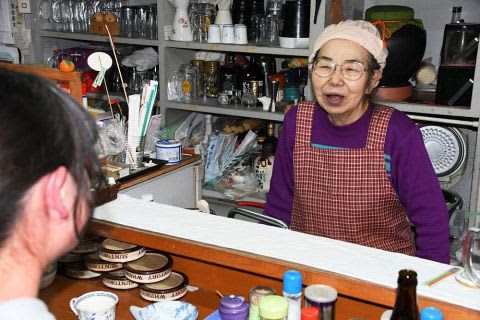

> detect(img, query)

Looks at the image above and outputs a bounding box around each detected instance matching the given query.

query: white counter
[94,194,480,312]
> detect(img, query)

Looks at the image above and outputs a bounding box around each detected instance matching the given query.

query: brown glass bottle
[390,270,420,320]
[265,122,278,154]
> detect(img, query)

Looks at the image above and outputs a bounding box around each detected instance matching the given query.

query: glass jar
[205,61,220,98]
[259,295,288,320]
[191,59,205,97]
[170,64,197,103]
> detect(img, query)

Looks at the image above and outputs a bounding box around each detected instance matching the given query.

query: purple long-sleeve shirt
[264,102,450,264]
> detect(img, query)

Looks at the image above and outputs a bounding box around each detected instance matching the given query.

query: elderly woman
[0,68,102,318]
[264,20,450,264]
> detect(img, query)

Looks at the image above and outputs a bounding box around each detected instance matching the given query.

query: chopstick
[423,267,460,287]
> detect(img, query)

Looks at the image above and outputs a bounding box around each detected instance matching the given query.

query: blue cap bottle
[420,307,444,320]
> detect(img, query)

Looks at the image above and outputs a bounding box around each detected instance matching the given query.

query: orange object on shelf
[59,59,75,72]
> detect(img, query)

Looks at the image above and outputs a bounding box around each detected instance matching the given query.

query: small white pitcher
[168,0,193,41]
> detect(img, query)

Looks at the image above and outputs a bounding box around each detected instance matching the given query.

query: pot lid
[419,125,466,177]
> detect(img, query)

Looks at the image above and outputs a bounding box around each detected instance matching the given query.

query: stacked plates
[59,237,189,301]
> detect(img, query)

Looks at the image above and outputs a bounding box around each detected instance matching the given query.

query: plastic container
[283,270,302,320]
[259,295,288,320]
[304,285,337,320]
[301,307,320,320]
[249,286,276,320]
[420,307,444,320]
[219,295,249,320]
[155,139,182,165]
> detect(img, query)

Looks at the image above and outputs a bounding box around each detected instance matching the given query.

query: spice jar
[219,295,249,320]
[259,295,288,320]
[205,61,220,98]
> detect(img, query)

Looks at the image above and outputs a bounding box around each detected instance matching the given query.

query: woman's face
[312,39,381,126]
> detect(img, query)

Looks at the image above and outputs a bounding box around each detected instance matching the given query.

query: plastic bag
[204,133,237,183]
[96,120,126,158]
[174,113,206,149]
[122,47,159,71]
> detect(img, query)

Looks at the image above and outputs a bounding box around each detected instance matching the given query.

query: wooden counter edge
[118,154,203,190]
[88,219,479,320]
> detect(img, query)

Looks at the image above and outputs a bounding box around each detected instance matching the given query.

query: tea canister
[139,271,189,301]
[63,262,102,280]
[155,139,182,165]
[124,252,173,283]
[99,239,146,263]
[102,269,139,290]
[85,251,123,273]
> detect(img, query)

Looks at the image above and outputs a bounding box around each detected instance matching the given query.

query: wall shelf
[163,100,285,121]
[164,41,310,56]
[378,100,480,118]
[39,30,159,46]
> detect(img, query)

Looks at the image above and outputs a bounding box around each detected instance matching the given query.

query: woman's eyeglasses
[310,58,367,81]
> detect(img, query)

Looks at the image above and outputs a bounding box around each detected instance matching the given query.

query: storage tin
[63,262,102,279]
[99,239,146,263]
[139,271,189,301]
[155,139,182,165]
[124,252,173,283]
[85,251,123,273]
[102,269,139,290]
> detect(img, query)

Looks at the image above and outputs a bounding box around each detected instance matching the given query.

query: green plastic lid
[365,5,414,21]
[259,295,288,319]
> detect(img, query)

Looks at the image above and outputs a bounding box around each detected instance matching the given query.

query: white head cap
[309,20,388,69]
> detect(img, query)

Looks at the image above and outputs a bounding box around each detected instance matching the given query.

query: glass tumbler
[121,6,135,38]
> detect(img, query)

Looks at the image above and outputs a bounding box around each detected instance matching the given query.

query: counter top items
[249,286,276,320]
[283,270,302,320]
[99,238,147,262]
[63,262,102,279]
[139,271,189,301]
[304,285,337,320]
[219,295,249,320]
[390,269,420,319]
[85,251,123,273]
[130,300,198,320]
[258,295,288,320]
[102,269,139,290]
[70,291,119,320]
[125,252,173,283]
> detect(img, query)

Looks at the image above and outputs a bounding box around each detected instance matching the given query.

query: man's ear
[44,166,70,219]
[366,69,383,94]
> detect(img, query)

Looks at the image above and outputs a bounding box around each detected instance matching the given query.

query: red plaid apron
[290,102,415,255]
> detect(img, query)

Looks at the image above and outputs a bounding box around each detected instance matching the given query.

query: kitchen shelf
[377,100,480,118]
[38,30,159,46]
[164,40,310,56]
[163,99,285,121]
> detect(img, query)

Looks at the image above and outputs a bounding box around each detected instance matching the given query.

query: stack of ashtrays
[60,237,189,301]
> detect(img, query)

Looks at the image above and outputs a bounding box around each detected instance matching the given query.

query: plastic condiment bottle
[301,307,319,320]
[259,295,288,320]
[283,270,302,320]
[420,307,444,320]
[219,295,249,320]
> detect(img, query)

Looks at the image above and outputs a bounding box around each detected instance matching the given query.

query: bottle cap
[420,307,444,320]
[259,295,288,319]
[301,307,319,320]
[283,270,302,294]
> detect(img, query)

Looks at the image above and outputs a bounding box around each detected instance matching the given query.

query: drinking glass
[121,6,135,37]
[266,14,280,46]
[134,6,150,38]
[250,14,266,43]
[60,0,75,32]
[39,0,53,30]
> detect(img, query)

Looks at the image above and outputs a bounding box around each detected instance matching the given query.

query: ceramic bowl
[130,300,198,320]
[63,262,102,279]
[102,269,139,290]
[125,252,173,283]
[99,239,146,263]
[139,271,189,302]
[85,251,123,273]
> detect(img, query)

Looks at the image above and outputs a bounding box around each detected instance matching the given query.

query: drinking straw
[423,267,460,287]
[104,25,129,105]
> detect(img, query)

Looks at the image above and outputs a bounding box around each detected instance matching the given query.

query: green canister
[259,295,288,320]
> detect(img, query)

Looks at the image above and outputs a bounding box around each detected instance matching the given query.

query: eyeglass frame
[309,58,369,81]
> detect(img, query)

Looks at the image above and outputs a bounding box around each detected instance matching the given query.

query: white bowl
[279,37,309,49]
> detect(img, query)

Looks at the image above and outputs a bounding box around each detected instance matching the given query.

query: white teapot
[168,0,193,41]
